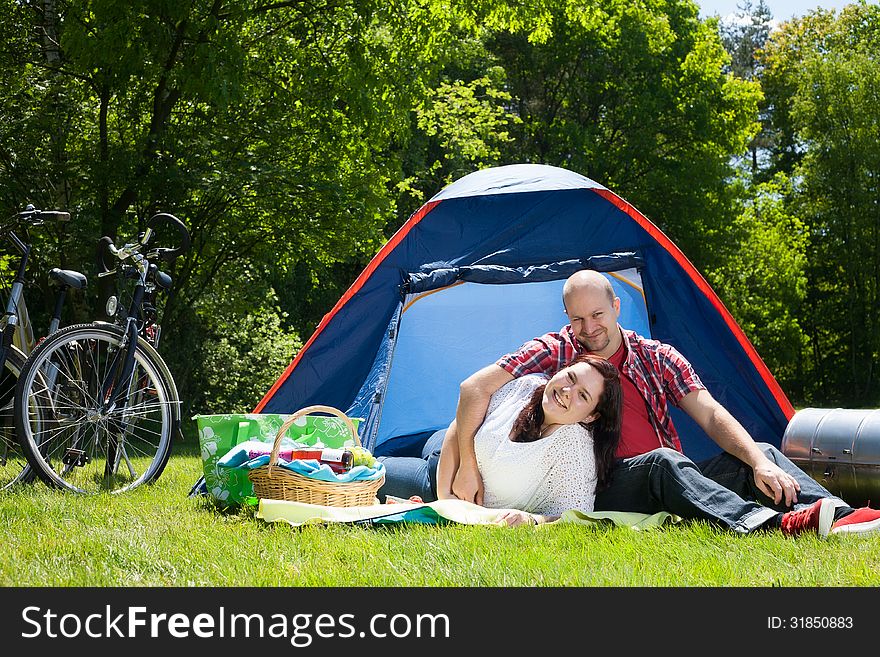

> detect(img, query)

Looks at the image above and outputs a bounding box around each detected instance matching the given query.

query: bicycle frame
[94,229,181,485]
[1,229,34,362]
[0,234,28,471]
[13,211,187,493]
[2,210,78,363]
[1,208,80,488]
[101,292,143,407]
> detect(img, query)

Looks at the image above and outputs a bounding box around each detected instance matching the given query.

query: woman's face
[541,361,605,426]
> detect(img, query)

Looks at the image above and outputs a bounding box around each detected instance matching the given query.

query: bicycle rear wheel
[0,346,37,491]
[14,323,177,494]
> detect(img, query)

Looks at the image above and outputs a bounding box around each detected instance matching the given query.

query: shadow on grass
[172,436,202,458]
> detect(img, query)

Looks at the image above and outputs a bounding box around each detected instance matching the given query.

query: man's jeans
[376,429,446,502]
[594,443,847,533]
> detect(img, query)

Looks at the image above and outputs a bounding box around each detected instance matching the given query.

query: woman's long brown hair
[508,354,622,491]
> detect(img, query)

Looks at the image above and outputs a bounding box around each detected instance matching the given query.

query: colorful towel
[217,442,385,483]
[256,497,681,528]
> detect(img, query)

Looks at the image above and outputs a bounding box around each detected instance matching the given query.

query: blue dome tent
[255,164,794,462]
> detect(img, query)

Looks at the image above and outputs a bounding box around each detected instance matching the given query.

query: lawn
[2,428,879,588]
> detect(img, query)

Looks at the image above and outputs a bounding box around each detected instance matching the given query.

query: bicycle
[14,212,190,494]
[1,205,86,491]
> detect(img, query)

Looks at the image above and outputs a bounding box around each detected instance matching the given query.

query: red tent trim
[593,188,795,419]
[253,200,441,412]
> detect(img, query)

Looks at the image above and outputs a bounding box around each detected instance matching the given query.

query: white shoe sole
[817,498,839,538]
[830,516,880,536]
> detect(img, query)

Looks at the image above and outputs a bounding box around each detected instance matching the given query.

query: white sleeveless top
[474,374,598,515]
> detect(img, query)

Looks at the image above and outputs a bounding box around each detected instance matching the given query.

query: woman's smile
[552,388,568,409]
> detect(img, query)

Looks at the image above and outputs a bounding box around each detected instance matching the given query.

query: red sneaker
[780,499,838,537]
[830,506,880,536]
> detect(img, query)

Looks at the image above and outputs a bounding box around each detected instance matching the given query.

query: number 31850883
[788,617,853,629]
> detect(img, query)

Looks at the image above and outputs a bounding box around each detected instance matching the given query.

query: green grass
[2,432,880,587]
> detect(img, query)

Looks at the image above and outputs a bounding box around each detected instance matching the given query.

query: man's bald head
[562,270,622,357]
[563,270,615,307]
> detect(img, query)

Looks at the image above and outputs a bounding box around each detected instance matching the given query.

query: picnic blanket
[256,497,681,529]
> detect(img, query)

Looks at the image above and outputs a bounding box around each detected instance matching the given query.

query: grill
[781,408,880,508]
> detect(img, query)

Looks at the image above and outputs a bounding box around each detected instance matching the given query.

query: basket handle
[268,405,359,474]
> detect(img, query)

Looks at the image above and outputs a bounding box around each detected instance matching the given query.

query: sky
[696,0,858,21]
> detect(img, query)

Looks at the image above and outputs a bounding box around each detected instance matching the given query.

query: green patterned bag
[194,412,363,506]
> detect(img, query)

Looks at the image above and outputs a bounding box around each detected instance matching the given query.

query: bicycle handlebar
[13,205,71,225]
[96,236,116,275]
[143,213,191,261]
[95,212,190,278]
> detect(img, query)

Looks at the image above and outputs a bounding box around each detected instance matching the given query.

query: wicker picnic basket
[247,405,384,507]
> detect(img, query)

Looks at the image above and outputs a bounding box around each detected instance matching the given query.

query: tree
[704,173,808,392]
[760,2,880,404]
[718,0,774,176]
[474,0,762,270]
[0,0,458,414]
[719,0,773,80]
[0,0,795,415]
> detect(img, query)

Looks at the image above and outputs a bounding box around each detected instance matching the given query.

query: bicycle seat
[49,268,88,290]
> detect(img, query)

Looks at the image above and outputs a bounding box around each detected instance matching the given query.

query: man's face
[564,287,621,358]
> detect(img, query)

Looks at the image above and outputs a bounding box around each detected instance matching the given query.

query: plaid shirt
[496,326,706,452]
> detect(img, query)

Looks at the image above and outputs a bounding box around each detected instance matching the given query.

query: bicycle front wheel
[0,346,37,491]
[14,323,176,494]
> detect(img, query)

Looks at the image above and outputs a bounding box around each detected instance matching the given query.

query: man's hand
[680,389,801,506]
[448,365,511,505]
[753,459,801,507]
[451,459,484,505]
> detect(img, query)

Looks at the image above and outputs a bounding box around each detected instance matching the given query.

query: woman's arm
[435,421,460,499]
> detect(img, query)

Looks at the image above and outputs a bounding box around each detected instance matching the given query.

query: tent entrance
[348,255,650,454]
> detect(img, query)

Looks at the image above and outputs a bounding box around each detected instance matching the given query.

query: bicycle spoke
[15,325,176,494]
[0,349,35,490]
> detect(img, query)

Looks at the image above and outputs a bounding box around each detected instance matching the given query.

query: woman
[436,353,621,526]
[378,354,621,526]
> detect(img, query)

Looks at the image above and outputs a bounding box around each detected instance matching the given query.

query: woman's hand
[495,510,538,527]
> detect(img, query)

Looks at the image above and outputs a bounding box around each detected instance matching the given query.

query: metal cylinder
[781,408,880,508]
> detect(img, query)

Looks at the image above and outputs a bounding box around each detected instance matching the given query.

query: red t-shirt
[608,342,662,459]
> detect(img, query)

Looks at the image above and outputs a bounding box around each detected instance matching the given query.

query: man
[436,269,880,536]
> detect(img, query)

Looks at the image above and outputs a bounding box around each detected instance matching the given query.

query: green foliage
[717,0,775,178]
[3,0,877,412]
[719,0,773,80]
[168,264,302,416]
[0,0,455,413]
[417,76,519,175]
[759,2,880,404]
[398,73,520,207]
[474,0,763,264]
[189,298,301,416]
[705,174,808,389]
